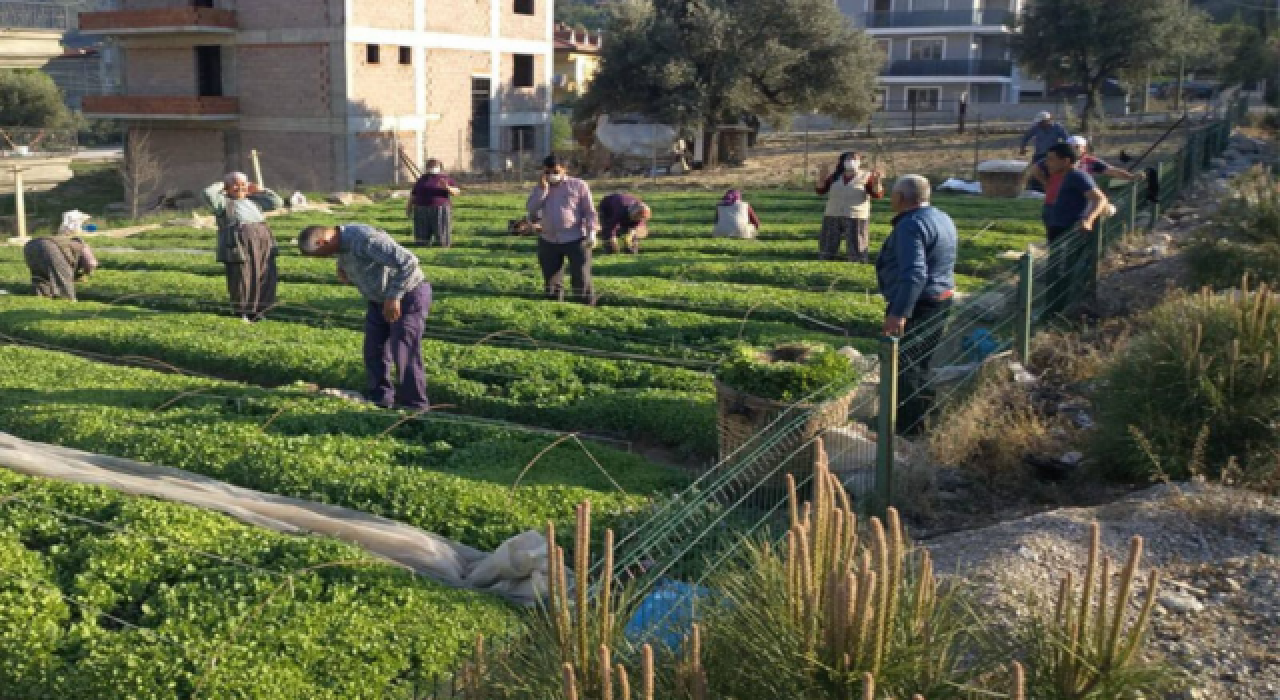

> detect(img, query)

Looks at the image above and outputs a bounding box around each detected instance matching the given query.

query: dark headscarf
[720,189,742,206]
[832,151,859,180]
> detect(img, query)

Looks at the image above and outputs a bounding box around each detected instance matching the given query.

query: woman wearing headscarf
[407,158,461,247]
[23,233,97,300]
[815,151,884,262]
[712,189,761,239]
[203,171,283,322]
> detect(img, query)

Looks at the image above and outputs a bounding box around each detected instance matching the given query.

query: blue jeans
[363,283,432,409]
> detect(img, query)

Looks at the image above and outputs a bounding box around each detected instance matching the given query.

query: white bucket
[13,146,29,156]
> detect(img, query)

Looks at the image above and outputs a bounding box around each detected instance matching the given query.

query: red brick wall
[237,130,337,193]
[237,45,332,118]
[500,0,547,41]
[352,130,420,184]
[350,44,416,116]
[426,0,489,34]
[124,48,195,96]
[238,0,331,30]
[499,52,547,113]
[351,0,414,30]
[424,49,489,171]
[138,127,226,195]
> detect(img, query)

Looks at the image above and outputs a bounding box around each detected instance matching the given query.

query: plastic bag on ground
[59,210,91,235]
[0,432,550,605]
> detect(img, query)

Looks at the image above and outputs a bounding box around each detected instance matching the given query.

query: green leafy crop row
[0,470,516,699]
[0,345,687,548]
[0,253,856,360]
[0,296,719,453]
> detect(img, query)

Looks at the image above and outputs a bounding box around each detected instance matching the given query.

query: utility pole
[1174,0,1189,112]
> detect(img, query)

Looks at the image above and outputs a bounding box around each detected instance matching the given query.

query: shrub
[1186,232,1280,290]
[1091,279,1280,482]
[716,343,859,403]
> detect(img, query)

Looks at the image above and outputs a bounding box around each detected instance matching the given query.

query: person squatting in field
[597,191,651,254]
[23,234,97,301]
[526,154,599,304]
[203,172,284,322]
[815,151,885,262]
[298,223,432,411]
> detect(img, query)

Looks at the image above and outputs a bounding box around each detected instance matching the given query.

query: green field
[0,186,1043,695]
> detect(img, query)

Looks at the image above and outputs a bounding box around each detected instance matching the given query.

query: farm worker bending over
[875,174,957,434]
[298,223,432,411]
[203,172,284,323]
[407,158,461,248]
[598,192,651,254]
[712,189,761,239]
[23,234,97,301]
[815,151,884,262]
[526,155,598,305]
[1040,143,1109,316]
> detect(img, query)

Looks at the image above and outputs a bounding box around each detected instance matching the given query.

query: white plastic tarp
[0,432,550,605]
[595,115,677,158]
[937,179,982,194]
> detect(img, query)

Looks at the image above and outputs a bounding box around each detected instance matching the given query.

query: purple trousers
[363,283,431,409]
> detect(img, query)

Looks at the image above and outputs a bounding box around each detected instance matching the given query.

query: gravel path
[923,483,1280,699]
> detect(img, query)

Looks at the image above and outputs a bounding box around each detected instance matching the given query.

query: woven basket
[714,380,857,491]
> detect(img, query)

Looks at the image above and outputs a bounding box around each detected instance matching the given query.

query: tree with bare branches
[119,129,164,220]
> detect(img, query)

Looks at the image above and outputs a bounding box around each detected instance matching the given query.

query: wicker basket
[976,159,1031,198]
[714,380,857,490]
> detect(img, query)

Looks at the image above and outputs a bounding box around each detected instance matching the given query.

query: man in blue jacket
[875,174,957,434]
[1020,111,1071,163]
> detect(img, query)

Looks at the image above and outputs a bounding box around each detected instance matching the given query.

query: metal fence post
[875,336,899,514]
[1148,162,1164,232]
[10,167,27,241]
[1016,249,1034,361]
[1128,179,1139,235]
[1093,212,1107,296]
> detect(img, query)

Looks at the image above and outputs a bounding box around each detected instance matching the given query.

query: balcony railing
[82,96,239,119]
[78,8,237,33]
[0,2,72,30]
[883,59,1013,78]
[862,9,1015,29]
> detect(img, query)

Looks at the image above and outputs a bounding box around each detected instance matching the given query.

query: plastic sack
[289,191,308,208]
[624,580,711,651]
[59,210,91,235]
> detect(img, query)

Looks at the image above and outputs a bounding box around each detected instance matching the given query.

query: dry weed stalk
[1051,523,1160,698]
[859,662,1026,699]
[784,443,926,681]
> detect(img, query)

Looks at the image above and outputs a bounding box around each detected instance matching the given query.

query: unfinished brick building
[79,0,554,194]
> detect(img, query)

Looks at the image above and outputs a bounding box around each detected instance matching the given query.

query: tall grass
[1187,166,1280,290]
[1091,277,1280,483]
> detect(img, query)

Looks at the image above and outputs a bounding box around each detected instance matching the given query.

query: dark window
[195,45,222,97]
[366,44,380,64]
[509,125,535,152]
[513,54,534,88]
[514,0,534,14]
[471,77,492,150]
[399,46,412,65]
[193,0,214,8]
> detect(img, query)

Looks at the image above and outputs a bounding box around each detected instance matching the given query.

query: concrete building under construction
[79,0,555,194]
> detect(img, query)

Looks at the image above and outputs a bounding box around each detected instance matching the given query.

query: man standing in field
[1020,111,1070,164]
[1040,143,1109,316]
[203,172,284,322]
[297,223,431,411]
[526,155,598,304]
[875,174,957,434]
